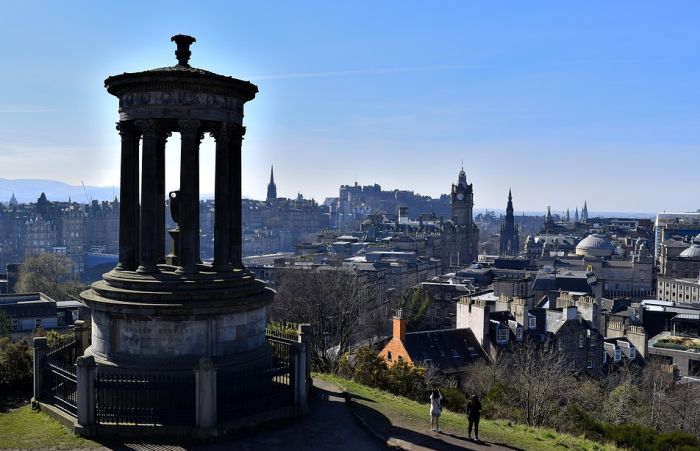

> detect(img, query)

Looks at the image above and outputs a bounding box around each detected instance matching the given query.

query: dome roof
[694,234,700,244]
[575,234,615,257]
[680,244,700,259]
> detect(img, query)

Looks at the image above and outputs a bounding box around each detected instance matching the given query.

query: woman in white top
[430,389,443,432]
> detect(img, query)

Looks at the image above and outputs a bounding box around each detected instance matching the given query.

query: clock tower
[442,167,479,270]
[450,167,473,227]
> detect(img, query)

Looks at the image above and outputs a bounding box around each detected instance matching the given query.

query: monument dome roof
[575,234,614,257]
[680,244,700,259]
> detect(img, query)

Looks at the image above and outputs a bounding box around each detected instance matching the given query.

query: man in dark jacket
[466,394,482,440]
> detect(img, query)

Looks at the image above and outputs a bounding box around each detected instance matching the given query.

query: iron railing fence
[42,336,79,416]
[217,336,297,422]
[95,369,196,426]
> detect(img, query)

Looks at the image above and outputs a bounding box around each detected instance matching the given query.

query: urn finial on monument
[171,34,196,67]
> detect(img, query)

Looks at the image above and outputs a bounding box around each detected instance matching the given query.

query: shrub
[440,387,466,413]
[602,423,657,451]
[350,347,388,388]
[0,338,33,403]
[654,430,700,451]
[386,358,422,398]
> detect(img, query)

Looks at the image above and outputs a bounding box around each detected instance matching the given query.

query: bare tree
[16,254,84,301]
[270,267,378,372]
[506,339,577,427]
[462,350,506,398]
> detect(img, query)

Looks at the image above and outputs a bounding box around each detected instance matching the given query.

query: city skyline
[1,1,699,212]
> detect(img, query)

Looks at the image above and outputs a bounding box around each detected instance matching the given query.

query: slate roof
[403,328,486,373]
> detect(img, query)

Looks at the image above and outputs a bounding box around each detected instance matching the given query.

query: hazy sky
[0,1,698,213]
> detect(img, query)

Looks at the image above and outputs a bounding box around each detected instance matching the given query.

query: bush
[655,430,700,451]
[350,347,388,388]
[0,338,33,404]
[386,358,423,398]
[440,387,466,413]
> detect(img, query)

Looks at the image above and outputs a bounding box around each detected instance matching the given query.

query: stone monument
[81,35,274,371]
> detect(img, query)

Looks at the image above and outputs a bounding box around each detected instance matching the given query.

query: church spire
[266,165,277,203]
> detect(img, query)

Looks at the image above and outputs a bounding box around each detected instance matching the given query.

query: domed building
[575,234,615,258]
[680,244,700,259]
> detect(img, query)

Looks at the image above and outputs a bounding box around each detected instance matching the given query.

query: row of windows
[10,318,43,331]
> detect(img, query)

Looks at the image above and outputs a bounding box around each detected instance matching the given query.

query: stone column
[73,320,89,356]
[76,355,96,432]
[156,131,170,264]
[211,123,232,271]
[195,358,217,434]
[31,337,48,410]
[177,119,202,273]
[115,121,140,270]
[228,125,245,268]
[136,119,163,273]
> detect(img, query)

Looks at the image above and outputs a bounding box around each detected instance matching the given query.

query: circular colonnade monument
[81,35,274,373]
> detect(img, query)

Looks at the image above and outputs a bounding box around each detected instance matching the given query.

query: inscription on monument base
[116,319,206,356]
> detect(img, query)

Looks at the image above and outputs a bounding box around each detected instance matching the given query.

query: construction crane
[81,181,92,204]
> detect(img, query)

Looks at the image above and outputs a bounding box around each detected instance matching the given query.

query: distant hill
[0,178,118,204]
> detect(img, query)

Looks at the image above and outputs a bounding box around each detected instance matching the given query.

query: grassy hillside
[0,406,100,450]
[317,373,621,451]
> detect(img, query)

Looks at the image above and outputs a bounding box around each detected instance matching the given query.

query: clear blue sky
[0,1,698,213]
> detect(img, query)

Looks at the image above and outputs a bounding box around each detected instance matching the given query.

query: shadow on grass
[351,400,478,450]
[97,384,377,450]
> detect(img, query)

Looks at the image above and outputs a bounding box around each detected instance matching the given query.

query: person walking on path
[430,389,443,432]
[466,394,482,441]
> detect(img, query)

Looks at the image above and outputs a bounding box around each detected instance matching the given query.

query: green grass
[0,405,100,450]
[317,373,621,451]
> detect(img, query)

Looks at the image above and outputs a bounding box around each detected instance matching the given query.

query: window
[497,328,509,343]
[590,334,596,347]
[528,315,536,329]
[11,319,18,331]
[614,349,622,362]
[35,319,42,329]
[603,352,607,364]
[558,338,563,351]
[578,335,585,348]
[516,327,523,341]
[387,351,393,361]
[629,348,636,359]
[587,359,593,369]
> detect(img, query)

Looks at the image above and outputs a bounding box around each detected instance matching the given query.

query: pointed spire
[508,188,512,201]
[270,165,274,183]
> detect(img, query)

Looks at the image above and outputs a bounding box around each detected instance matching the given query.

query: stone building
[657,274,700,304]
[456,289,603,376]
[441,168,479,270]
[659,237,700,280]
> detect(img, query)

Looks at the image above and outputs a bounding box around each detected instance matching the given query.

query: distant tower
[499,189,520,256]
[9,192,18,207]
[266,165,277,203]
[566,208,570,223]
[581,201,589,222]
[442,166,479,269]
[575,206,579,223]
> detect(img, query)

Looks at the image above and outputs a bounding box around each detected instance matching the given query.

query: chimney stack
[393,309,406,342]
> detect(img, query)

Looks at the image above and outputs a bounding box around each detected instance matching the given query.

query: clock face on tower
[457,193,464,201]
